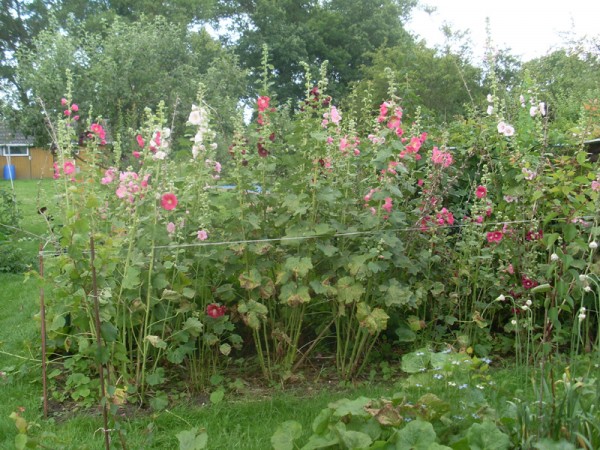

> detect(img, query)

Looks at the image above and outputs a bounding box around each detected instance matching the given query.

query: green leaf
[330,397,372,419]
[466,420,511,450]
[183,317,204,337]
[14,434,28,450]
[336,277,364,304]
[100,322,118,343]
[239,269,262,290]
[210,388,225,404]
[177,427,208,450]
[284,256,313,278]
[337,427,373,449]
[122,267,141,289]
[401,349,431,374]
[271,420,302,450]
[312,407,334,434]
[301,433,339,450]
[394,420,437,449]
[149,391,169,411]
[219,343,232,356]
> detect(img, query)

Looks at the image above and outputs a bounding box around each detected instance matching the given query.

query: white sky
[406,0,600,62]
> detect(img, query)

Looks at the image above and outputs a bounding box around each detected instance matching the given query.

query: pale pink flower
[539,102,546,116]
[197,229,208,241]
[330,106,341,125]
[487,105,493,115]
[591,180,599,191]
[530,106,537,117]
[166,222,176,234]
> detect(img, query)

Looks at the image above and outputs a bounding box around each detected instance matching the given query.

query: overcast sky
[406,0,600,62]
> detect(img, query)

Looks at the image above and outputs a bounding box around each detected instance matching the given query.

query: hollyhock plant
[161,193,178,210]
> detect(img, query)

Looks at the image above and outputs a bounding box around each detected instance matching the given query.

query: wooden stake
[90,235,111,450]
[39,244,48,419]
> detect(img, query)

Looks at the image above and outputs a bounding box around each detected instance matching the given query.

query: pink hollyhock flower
[133,151,141,159]
[382,197,393,213]
[197,229,208,241]
[507,264,515,274]
[431,147,453,167]
[476,185,487,199]
[257,96,270,112]
[591,180,600,191]
[63,161,75,175]
[206,303,226,318]
[61,98,68,106]
[116,185,127,198]
[417,179,424,186]
[330,106,341,125]
[64,109,71,116]
[136,135,145,148]
[486,231,503,243]
[161,193,178,210]
[326,136,334,144]
[166,222,176,234]
[71,104,79,112]
[475,216,483,224]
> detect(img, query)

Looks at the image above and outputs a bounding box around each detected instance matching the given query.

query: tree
[15,16,247,146]
[222,0,419,103]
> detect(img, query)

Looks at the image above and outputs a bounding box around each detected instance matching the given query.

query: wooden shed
[0,122,54,180]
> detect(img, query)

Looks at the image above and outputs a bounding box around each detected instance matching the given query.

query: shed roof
[583,138,600,145]
[0,122,35,146]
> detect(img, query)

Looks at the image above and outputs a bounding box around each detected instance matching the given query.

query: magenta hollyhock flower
[133,151,141,159]
[61,98,68,106]
[206,303,226,318]
[71,104,79,112]
[136,135,145,148]
[476,185,487,199]
[73,115,79,121]
[161,193,178,210]
[64,109,71,116]
[63,161,75,175]
[197,229,208,241]
[257,96,270,112]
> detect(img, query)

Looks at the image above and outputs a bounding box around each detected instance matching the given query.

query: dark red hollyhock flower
[206,303,226,318]
[269,132,276,142]
[521,275,539,290]
[257,142,268,157]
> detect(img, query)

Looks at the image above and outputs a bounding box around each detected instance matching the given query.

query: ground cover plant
[2,47,600,448]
